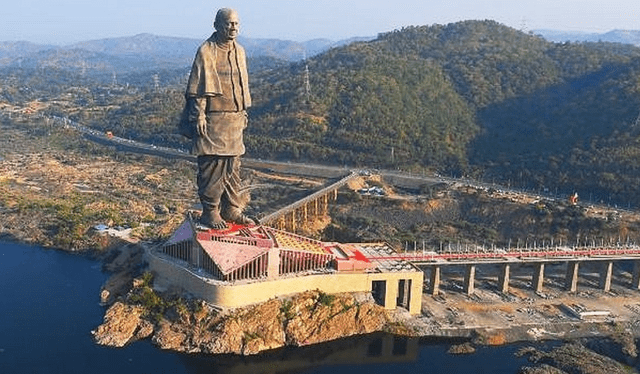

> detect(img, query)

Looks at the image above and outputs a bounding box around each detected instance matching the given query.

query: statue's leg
[197,155,228,229]
[220,157,258,225]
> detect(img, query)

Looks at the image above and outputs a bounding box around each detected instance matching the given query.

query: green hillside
[246,20,640,205]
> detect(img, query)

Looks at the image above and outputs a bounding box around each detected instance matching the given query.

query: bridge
[261,171,360,231]
[365,244,640,297]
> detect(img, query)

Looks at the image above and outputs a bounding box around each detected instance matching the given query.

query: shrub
[317,291,335,307]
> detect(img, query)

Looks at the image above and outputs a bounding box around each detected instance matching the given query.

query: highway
[11,112,637,218]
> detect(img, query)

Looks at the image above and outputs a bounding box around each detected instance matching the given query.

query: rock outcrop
[517,343,633,374]
[284,291,388,347]
[448,342,476,355]
[93,288,392,355]
[92,302,152,347]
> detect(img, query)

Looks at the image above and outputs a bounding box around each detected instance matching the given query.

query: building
[145,218,423,314]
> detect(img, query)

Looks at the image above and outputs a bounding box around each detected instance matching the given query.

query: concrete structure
[532,263,545,293]
[599,261,614,292]
[497,263,510,294]
[428,266,441,296]
[393,246,640,295]
[565,262,580,292]
[633,262,640,290]
[464,265,476,295]
[147,218,423,314]
[561,304,611,320]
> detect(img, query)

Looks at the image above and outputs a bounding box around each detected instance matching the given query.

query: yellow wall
[146,250,423,314]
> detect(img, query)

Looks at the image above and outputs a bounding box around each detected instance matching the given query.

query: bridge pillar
[532,263,545,293]
[409,275,423,315]
[632,261,640,290]
[599,261,614,292]
[303,203,308,223]
[290,210,296,232]
[464,265,476,295]
[322,195,329,215]
[429,266,441,296]
[384,280,399,310]
[498,264,510,294]
[267,247,280,279]
[565,261,580,292]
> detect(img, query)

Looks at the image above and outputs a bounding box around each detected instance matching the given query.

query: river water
[0,242,553,373]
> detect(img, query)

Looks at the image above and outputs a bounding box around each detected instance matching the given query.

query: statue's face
[216,11,240,41]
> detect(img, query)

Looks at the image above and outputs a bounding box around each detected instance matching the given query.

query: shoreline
[89,242,640,358]
[3,232,640,358]
[4,236,640,373]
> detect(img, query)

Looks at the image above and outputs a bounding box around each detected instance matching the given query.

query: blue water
[0,242,542,373]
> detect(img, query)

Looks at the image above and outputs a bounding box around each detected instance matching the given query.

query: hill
[245,20,640,206]
[536,29,640,47]
[3,21,640,207]
[0,33,375,77]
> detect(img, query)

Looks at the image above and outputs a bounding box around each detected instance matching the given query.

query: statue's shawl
[185,32,252,108]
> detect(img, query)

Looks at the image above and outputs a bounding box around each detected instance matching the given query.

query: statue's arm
[187,97,208,137]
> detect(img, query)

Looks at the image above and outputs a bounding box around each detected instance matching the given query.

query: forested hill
[246,20,640,205]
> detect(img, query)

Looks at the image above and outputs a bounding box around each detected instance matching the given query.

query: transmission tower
[152,73,160,92]
[519,17,529,34]
[303,51,311,103]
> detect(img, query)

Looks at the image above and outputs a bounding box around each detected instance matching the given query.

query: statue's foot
[198,219,228,230]
[199,209,228,230]
[227,214,259,226]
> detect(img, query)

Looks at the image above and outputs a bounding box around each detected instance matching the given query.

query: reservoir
[0,241,547,373]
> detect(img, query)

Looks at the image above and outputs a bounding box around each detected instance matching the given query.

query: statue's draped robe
[185,33,252,220]
[185,33,251,156]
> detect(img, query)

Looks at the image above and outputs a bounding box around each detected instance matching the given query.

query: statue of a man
[184,8,257,229]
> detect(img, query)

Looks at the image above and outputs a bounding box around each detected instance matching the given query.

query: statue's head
[214,8,240,42]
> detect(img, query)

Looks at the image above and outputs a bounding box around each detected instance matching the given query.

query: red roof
[198,239,269,275]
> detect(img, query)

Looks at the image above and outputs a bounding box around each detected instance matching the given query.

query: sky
[2,0,639,45]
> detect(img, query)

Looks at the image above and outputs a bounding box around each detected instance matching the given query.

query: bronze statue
[184,8,257,229]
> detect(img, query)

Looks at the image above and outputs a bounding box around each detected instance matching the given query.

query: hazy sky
[3,0,639,45]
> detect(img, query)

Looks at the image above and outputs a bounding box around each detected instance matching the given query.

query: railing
[366,245,640,264]
[279,249,334,275]
[162,240,193,263]
[260,171,359,224]
[196,231,273,248]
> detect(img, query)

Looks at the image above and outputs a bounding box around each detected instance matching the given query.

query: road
[12,112,637,218]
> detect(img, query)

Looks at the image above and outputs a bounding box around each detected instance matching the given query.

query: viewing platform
[146,217,423,314]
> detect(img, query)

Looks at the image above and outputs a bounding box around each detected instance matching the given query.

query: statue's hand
[197,117,207,136]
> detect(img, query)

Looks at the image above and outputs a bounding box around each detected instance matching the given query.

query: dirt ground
[413,261,640,342]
